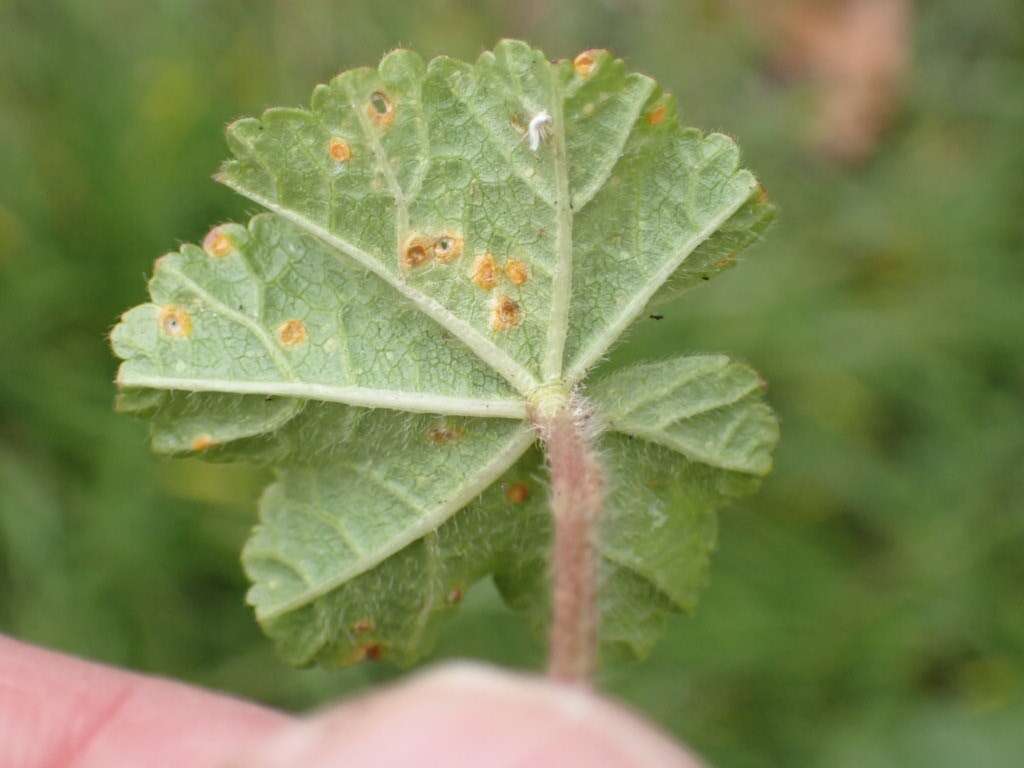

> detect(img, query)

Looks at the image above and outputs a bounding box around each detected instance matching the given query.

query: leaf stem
[535,394,605,685]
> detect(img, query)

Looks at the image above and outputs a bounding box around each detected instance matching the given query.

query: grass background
[1,1,1022,765]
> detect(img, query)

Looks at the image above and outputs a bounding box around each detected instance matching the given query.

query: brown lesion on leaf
[202,227,234,258]
[446,587,463,605]
[471,252,498,291]
[490,294,521,331]
[402,235,433,269]
[159,305,192,338]
[713,254,737,270]
[506,482,530,504]
[277,319,307,347]
[505,259,529,286]
[646,103,668,126]
[755,183,770,204]
[367,91,395,128]
[427,423,465,445]
[191,434,217,452]
[573,50,599,77]
[328,137,352,162]
[433,232,463,263]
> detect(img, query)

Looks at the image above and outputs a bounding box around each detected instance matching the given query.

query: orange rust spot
[490,294,522,331]
[159,305,192,338]
[203,227,234,258]
[367,91,395,127]
[433,232,463,263]
[328,136,352,162]
[352,617,375,634]
[191,434,216,452]
[504,259,529,286]
[403,235,433,269]
[573,50,598,77]
[446,587,463,605]
[427,424,465,445]
[277,319,307,347]
[471,252,498,291]
[506,482,530,504]
[713,254,736,270]
[364,644,382,661]
[646,103,667,126]
[755,184,769,204]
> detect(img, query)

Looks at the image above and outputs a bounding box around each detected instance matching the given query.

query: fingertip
[243,662,702,768]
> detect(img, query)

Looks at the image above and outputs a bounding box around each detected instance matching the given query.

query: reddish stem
[536,396,605,685]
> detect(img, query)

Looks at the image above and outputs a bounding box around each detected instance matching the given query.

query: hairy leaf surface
[112,41,777,666]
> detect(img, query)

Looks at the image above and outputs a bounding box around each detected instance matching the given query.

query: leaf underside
[111,41,778,667]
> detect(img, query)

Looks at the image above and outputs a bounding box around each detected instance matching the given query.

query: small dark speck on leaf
[649,314,664,320]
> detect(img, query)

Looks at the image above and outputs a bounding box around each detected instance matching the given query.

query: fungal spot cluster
[367,91,394,128]
[202,227,234,258]
[471,253,529,292]
[402,232,464,269]
[159,305,192,338]
[427,423,465,445]
[277,319,307,347]
[328,136,352,163]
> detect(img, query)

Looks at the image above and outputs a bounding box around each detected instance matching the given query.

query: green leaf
[111,40,778,666]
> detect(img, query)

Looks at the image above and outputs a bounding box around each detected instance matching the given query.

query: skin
[0,635,702,768]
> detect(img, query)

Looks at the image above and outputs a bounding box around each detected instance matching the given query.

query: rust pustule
[191,434,216,452]
[646,103,667,126]
[446,587,463,605]
[403,235,433,269]
[328,137,352,162]
[367,91,394,127]
[471,252,498,291]
[159,305,192,338]
[505,259,529,286]
[427,424,465,445]
[352,617,375,634]
[573,50,598,77]
[506,482,530,504]
[490,294,521,331]
[433,232,463,263]
[203,228,233,258]
[277,319,307,347]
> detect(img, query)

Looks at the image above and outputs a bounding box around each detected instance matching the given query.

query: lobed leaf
[111,40,778,667]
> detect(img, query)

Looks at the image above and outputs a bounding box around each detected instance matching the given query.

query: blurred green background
[1,1,1022,765]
